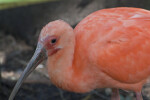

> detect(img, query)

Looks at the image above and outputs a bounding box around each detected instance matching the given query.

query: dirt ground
[1,0,150,100]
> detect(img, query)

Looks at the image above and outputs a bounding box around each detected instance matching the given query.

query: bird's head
[39,20,74,56]
[9,20,74,100]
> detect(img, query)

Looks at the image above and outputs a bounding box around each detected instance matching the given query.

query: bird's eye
[51,39,57,44]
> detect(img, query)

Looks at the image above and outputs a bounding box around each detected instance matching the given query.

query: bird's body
[46,7,150,93]
[9,7,150,100]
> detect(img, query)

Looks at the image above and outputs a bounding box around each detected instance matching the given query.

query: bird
[9,7,150,100]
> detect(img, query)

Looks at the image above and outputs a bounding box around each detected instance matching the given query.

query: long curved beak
[9,42,47,100]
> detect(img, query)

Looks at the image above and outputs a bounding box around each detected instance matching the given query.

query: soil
[1,0,150,100]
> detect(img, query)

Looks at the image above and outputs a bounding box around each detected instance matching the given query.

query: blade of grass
[0,0,56,4]
[0,0,59,10]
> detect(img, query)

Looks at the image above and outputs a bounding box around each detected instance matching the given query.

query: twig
[57,88,66,100]
[81,94,92,100]
[91,90,109,100]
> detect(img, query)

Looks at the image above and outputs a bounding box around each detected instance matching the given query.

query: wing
[87,18,150,84]
[74,7,150,84]
[88,25,150,84]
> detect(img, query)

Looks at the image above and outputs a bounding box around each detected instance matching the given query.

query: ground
[1,0,150,100]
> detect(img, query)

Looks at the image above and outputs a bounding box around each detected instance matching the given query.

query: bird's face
[39,20,74,56]
[9,20,74,100]
[40,34,61,56]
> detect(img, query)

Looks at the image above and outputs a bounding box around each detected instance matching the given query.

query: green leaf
[0,0,56,3]
[0,0,59,10]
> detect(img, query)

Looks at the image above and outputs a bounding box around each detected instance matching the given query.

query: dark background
[1,0,150,100]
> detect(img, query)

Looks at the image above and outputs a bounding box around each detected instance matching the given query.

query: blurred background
[1,0,150,100]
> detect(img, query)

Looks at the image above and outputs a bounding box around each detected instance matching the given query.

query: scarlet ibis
[9,7,150,100]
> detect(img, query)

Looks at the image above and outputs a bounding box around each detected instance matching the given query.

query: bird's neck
[47,33,76,90]
[47,32,96,93]
[47,37,96,93]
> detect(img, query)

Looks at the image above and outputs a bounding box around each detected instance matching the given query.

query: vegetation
[0,0,59,10]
